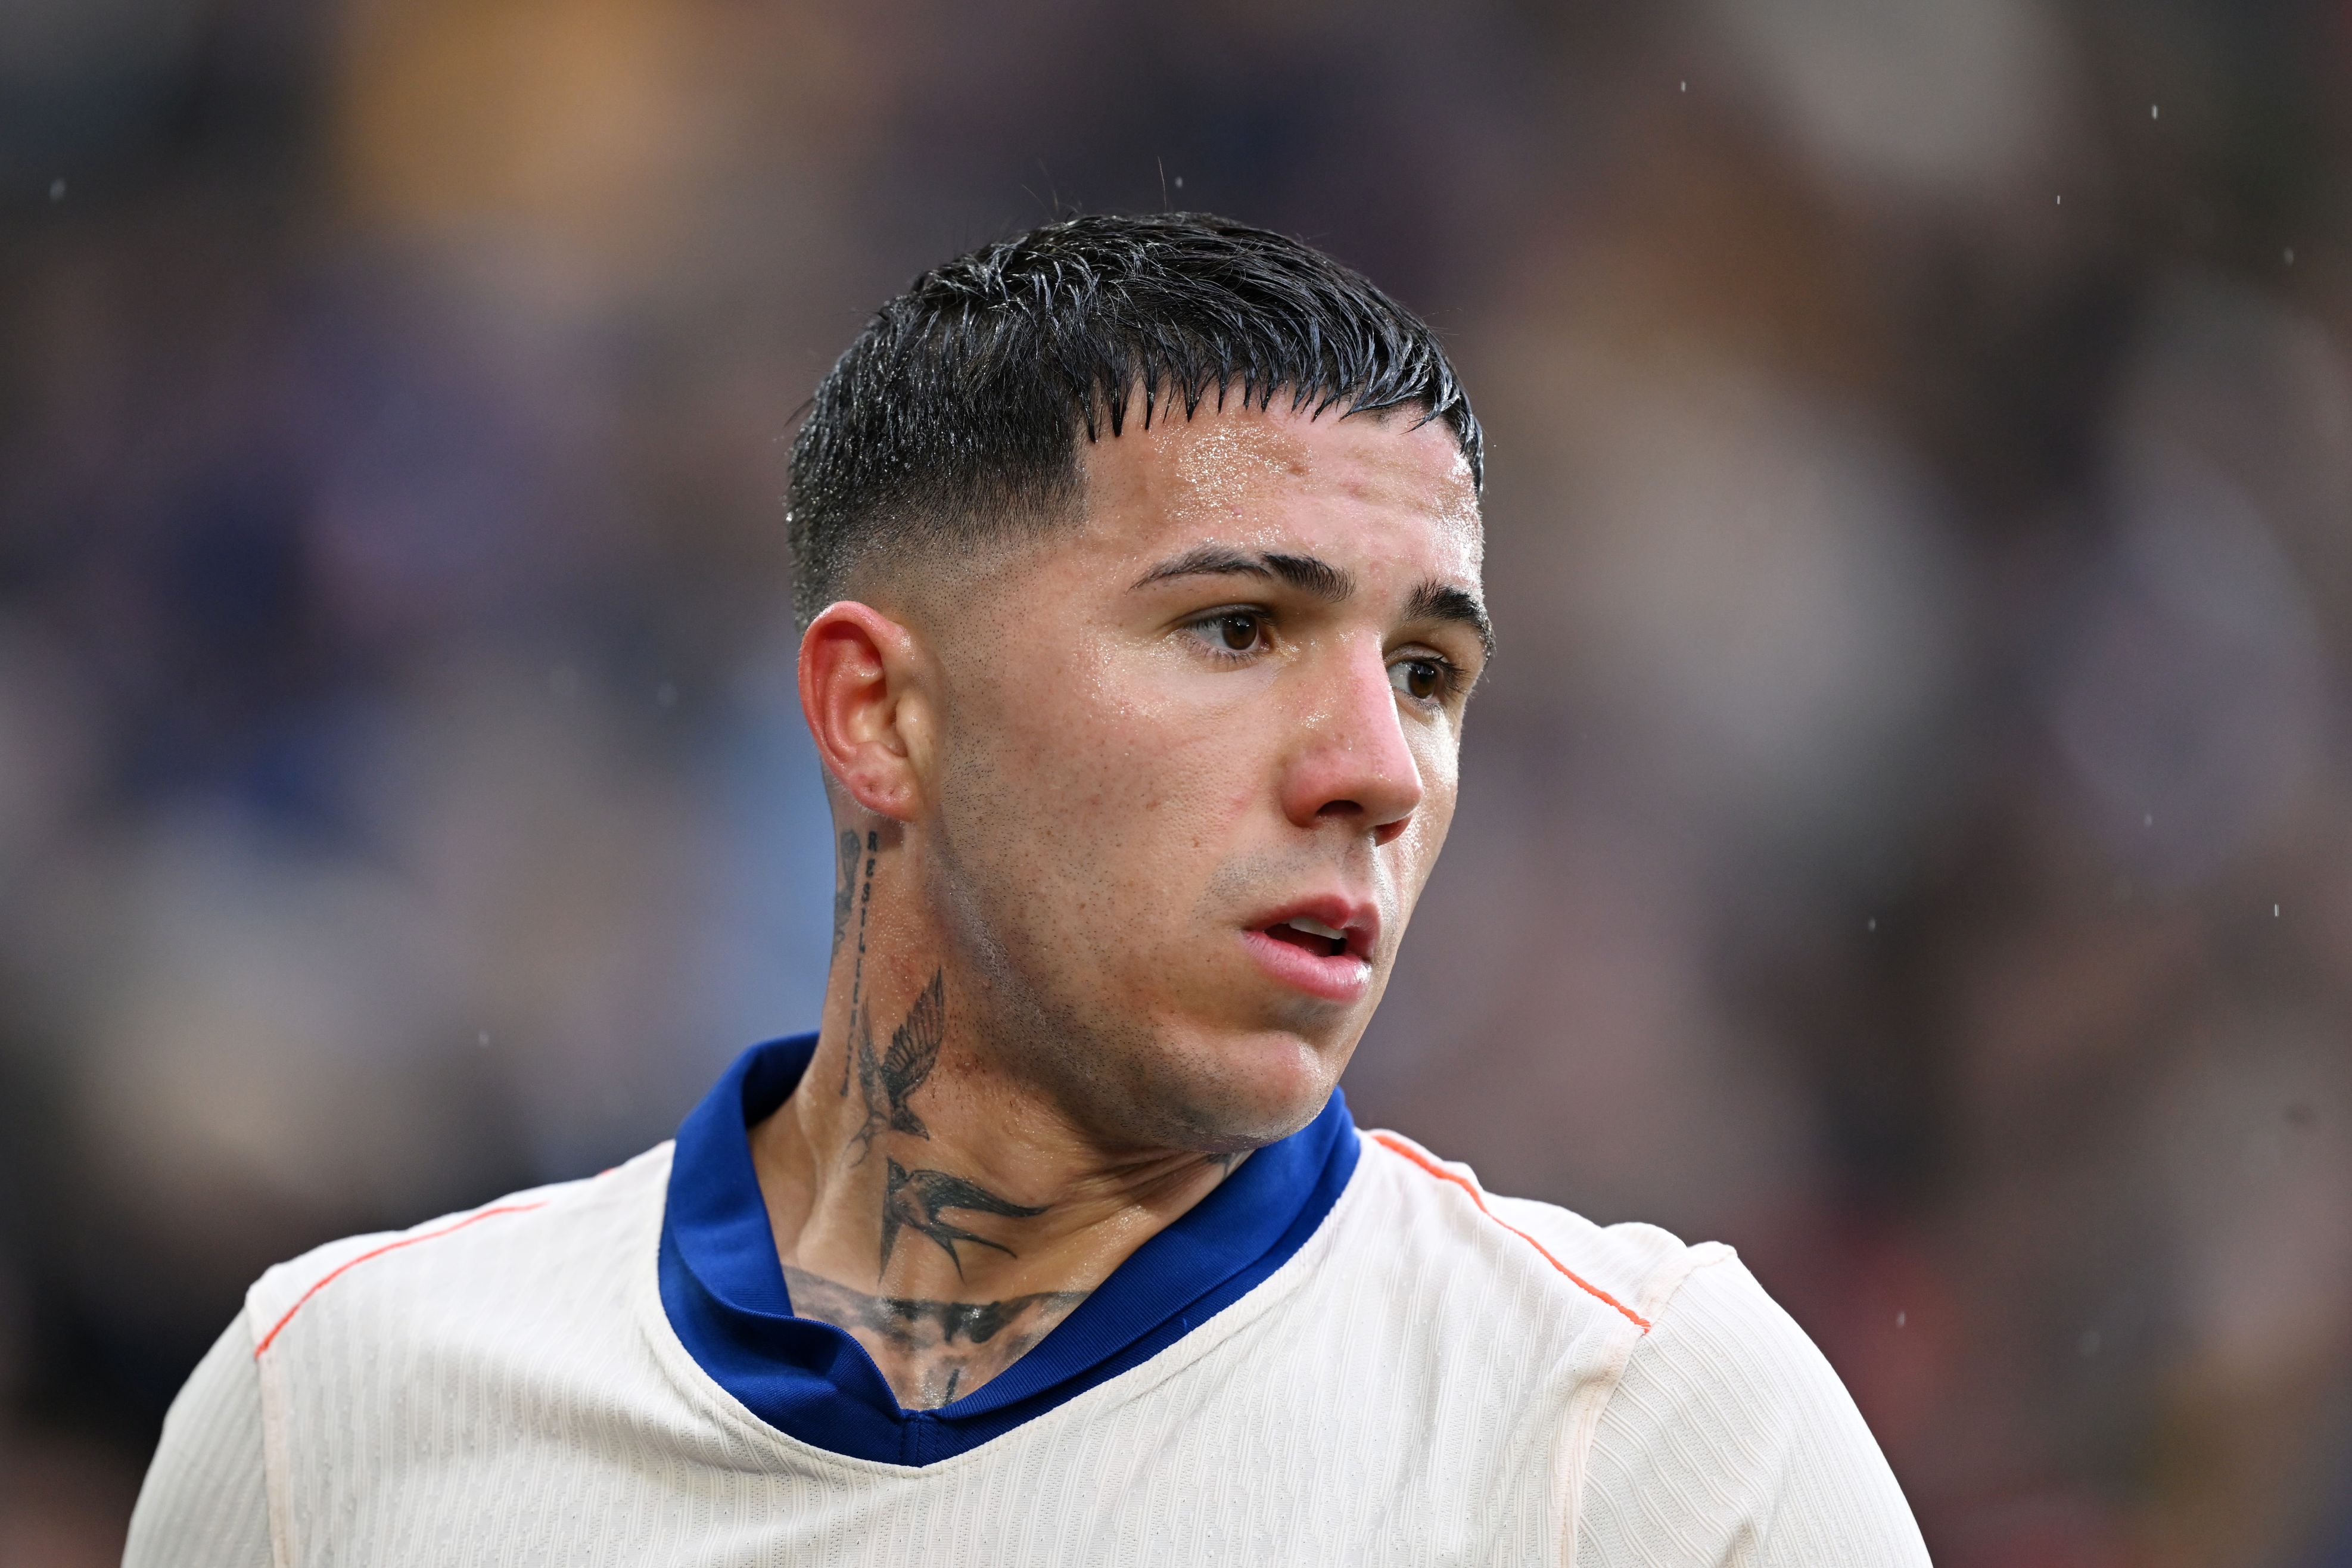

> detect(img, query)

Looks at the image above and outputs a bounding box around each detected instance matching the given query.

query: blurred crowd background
[4,0,2350,1561]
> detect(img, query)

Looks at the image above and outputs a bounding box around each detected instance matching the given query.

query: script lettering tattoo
[878,1157,1047,1275]
[848,969,945,1156]
[781,1264,1089,1410]
[829,830,860,954]
[836,831,878,1097]
[842,1011,873,1112]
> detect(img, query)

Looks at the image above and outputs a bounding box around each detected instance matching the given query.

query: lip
[1240,895,1379,1004]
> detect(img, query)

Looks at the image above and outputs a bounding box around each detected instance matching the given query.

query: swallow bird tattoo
[879,1158,1047,1276]
[850,970,946,1159]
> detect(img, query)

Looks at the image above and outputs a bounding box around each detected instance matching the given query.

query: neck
[747,826,1239,1410]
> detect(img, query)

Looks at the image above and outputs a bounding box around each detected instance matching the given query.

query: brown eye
[1217,613,1262,651]
[1391,658,1444,701]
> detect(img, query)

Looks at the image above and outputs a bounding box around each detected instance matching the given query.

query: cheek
[1074,724,1261,897]
[943,656,1257,925]
[1384,735,1460,910]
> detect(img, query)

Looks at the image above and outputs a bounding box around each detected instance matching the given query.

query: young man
[127,214,1929,1564]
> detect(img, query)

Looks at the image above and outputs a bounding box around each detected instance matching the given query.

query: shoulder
[1347,1128,1719,1338]
[1578,1233,1931,1564]
[245,1141,674,1361]
[1346,1133,1926,1563]
[125,1311,274,1568]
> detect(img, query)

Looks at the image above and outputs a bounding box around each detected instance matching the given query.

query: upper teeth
[1290,918,1346,941]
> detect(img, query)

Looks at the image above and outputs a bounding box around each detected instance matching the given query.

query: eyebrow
[1132,544,1353,600]
[1405,580,1495,659]
[1132,543,1493,658]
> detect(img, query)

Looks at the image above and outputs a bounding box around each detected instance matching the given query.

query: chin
[1142,1018,1353,1150]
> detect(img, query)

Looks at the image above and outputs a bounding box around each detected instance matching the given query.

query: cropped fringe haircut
[786,212,1482,625]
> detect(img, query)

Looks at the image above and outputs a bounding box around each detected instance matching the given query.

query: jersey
[125,1039,1929,1567]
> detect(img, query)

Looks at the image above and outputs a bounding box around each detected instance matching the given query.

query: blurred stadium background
[5,1,2351,1561]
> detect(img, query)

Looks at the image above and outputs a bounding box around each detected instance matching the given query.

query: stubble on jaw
[914,782,1351,1159]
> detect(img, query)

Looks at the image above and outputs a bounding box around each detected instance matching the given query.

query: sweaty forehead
[1082,403,1482,568]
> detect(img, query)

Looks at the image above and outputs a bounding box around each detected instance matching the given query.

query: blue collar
[657,1032,1359,1467]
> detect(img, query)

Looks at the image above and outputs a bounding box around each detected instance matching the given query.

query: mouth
[1259,915,1354,959]
[1241,900,1378,1003]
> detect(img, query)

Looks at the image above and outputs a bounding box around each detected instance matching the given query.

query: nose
[1278,643,1425,845]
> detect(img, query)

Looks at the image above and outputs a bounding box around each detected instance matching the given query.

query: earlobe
[798,602,929,822]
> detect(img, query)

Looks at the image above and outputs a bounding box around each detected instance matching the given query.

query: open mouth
[1259,916,1351,959]
[1242,904,1376,1002]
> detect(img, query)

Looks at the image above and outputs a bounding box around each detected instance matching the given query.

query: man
[127,214,1929,1564]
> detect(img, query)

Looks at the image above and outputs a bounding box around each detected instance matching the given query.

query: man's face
[911,401,1487,1151]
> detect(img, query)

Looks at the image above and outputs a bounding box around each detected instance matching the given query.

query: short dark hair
[785,212,1482,626]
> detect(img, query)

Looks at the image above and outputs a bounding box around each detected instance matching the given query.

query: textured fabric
[1578,1247,1930,1564]
[126,1130,1929,1566]
[123,1311,273,1568]
[659,1031,1360,1464]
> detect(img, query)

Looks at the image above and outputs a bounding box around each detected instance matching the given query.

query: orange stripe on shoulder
[1368,1131,1651,1332]
[253,1201,549,1358]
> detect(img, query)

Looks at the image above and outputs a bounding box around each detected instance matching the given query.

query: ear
[798,601,934,822]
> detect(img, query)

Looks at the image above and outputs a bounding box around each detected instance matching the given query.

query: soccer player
[127,214,1929,1565]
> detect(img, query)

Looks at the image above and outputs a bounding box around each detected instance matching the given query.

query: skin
[751,399,1488,1410]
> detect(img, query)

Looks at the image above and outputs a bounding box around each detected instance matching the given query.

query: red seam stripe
[1368,1131,1651,1331]
[253,1202,549,1358]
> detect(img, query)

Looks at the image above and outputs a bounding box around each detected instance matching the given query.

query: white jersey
[127,1041,1927,1566]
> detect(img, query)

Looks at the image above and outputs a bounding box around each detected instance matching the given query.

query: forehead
[1075,400,1483,578]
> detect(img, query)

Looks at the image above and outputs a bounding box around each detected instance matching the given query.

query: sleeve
[1575,1253,1930,1566]
[122,1309,276,1568]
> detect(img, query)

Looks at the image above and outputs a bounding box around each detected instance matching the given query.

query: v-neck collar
[657,1032,1359,1467]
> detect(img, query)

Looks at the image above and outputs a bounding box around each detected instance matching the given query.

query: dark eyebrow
[1131,545,1355,602]
[1404,580,1494,659]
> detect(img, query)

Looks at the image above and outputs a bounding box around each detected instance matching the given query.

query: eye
[1215,612,1264,651]
[1390,657,1447,702]
[1194,611,1267,655]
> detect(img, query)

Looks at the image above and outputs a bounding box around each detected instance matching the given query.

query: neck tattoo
[835,830,878,1097]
